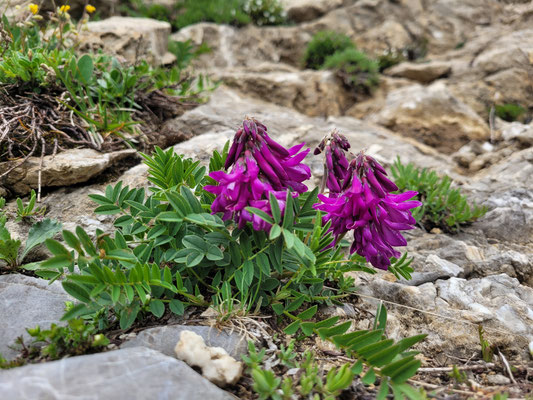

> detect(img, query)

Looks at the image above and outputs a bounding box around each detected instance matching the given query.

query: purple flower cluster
[315,147,421,270]
[314,131,351,196]
[205,118,311,231]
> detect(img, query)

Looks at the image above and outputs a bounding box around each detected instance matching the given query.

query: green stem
[189,268,215,291]
[226,242,272,283]
[283,310,299,321]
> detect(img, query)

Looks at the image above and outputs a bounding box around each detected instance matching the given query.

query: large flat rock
[80,17,175,66]
[0,347,236,400]
[1,148,136,195]
[0,275,72,360]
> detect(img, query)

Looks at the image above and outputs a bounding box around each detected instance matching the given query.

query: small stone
[430,228,443,234]
[486,374,511,385]
[121,324,247,359]
[175,330,243,387]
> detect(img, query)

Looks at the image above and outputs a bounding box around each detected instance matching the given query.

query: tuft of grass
[494,103,526,122]
[391,158,487,232]
[0,316,108,369]
[322,48,380,94]
[303,31,355,70]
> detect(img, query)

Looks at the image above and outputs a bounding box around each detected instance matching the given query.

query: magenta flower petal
[316,149,421,270]
[208,117,311,232]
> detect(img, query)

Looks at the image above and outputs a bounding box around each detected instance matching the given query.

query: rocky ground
[1,0,533,399]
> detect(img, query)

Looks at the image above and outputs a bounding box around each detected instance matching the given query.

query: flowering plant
[41,118,418,330]
[208,122,420,271]
[36,117,427,397]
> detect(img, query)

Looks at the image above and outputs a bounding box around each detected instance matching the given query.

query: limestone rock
[175,331,243,387]
[467,148,533,244]
[121,325,248,359]
[282,0,344,22]
[473,29,533,75]
[351,273,533,357]
[355,20,412,55]
[0,275,72,360]
[171,23,310,69]
[215,64,353,117]
[161,86,451,174]
[0,148,136,196]
[0,347,236,399]
[406,254,463,286]
[385,61,452,83]
[371,82,490,153]
[501,121,533,146]
[79,17,175,66]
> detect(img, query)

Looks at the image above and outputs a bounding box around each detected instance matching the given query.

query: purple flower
[224,118,311,193]
[314,151,421,270]
[206,118,311,231]
[314,131,351,196]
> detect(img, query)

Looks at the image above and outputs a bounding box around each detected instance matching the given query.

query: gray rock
[0,347,236,399]
[171,23,310,69]
[473,29,533,75]
[79,17,175,66]
[467,148,533,245]
[407,254,463,286]
[0,148,136,195]
[385,61,452,83]
[282,0,344,22]
[214,64,354,117]
[369,82,490,153]
[0,275,71,360]
[501,121,533,146]
[121,325,248,359]
[486,374,511,385]
[349,272,533,357]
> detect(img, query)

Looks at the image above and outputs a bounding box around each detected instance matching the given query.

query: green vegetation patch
[391,158,487,232]
[322,48,380,93]
[303,30,355,70]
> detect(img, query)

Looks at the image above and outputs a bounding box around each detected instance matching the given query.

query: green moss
[303,31,356,70]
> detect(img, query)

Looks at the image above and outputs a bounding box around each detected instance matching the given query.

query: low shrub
[120,0,288,29]
[391,158,488,232]
[303,31,355,70]
[174,0,250,29]
[322,48,380,93]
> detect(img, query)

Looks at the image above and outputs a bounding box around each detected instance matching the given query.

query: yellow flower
[59,5,71,14]
[28,3,39,14]
[85,4,96,13]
